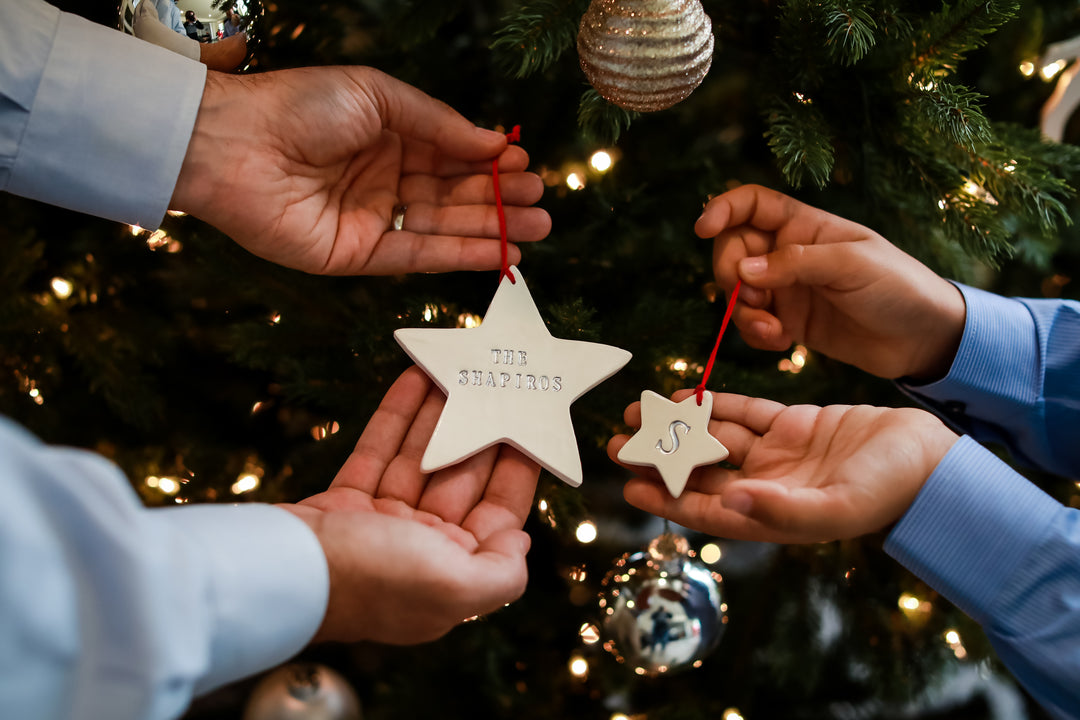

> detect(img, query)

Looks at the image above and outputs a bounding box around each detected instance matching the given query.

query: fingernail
[724,491,753,515]
[740,256,767,276]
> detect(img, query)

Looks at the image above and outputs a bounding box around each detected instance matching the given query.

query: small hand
[283,366,540,645]
[699,185,965,380]
[608,388,958,544]
[173,67,551,275]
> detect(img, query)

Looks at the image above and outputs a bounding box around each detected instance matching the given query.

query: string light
[575,520,598,544]
[944,628,968,659]
[146,475,181,495]
[311,420,341,440]
[566,172,586,191]
[589,150,614,173]
[1042,59,1066,80]
[568,655,589,679]
[50,277,73,300]
[422,303,440,322]
[779,344,808,374]
[700,543,722,564]
[231,473,260,495]
[723,709,745,720]
[456,312,482,328]
[579,623,601,644]
[269,312,282,325]
[898,592,933,621]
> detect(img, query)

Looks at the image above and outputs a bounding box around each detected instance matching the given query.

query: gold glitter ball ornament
[577,0,714,112]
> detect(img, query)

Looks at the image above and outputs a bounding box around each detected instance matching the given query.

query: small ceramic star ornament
[618,390,729,498]
[394,266,632,487]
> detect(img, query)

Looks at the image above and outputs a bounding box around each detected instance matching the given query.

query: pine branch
[490,0,587,78]
[577,89,637,145]
[903,79,991,151]
[823,0,879,65]
[909,0,1019,75]
[763,97,836,189]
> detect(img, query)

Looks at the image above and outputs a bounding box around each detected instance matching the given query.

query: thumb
[737,243,855,292]
[365,69,507,161]
[469,529,531,609]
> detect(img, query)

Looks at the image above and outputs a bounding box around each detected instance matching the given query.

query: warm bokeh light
[231,473,260,495]
[50,277,73,300]
[457,312,482,328]
[700,542,722,564]
[723,709,745,720]
[568,655,589,678]
[1042,59,1066,80]
[898,593,921,611]
[146,476,181,495]
[589,150,613,172]
[575,520,598,544]
[566,172,586,191]
[1019,60,1035,77]
[580,623,601,644]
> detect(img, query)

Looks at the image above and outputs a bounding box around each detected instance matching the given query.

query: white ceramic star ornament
[394,266,632,487]
[617,390,730,498]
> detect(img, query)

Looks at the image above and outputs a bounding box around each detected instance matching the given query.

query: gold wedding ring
[391,204,407,231]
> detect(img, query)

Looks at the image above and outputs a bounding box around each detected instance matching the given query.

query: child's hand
[608,389,958,543]
[700,185,965,381]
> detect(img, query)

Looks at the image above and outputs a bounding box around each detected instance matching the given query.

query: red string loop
[494,125,522,285]
[695,280,741,405]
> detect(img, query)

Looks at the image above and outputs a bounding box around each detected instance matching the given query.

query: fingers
[461,528,531,611]
[695,184,801,239]
[358,233,525,275]
[390,202,551,243]
[611,392,779,471]
[460,446,540,541]
[359,68,509,162]
[329,366,434,495]
[399,170,544,209]
[402,143,533,177]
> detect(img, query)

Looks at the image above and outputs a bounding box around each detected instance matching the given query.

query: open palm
[175,67,551,275]
[609,390,957,544]
[284,367,540,645]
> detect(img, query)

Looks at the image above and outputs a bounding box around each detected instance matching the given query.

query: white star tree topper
[394,266,632,487]
[617,390,730,498]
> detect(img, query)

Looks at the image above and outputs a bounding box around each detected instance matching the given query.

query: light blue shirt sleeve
[899,284,1080,476]
[0,416,329,720]
[887,286,1080,720]
[0,0,206,229]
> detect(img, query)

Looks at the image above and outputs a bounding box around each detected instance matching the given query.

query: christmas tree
[5,0,1080,717]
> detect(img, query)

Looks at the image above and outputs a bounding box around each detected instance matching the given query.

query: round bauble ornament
[242,663,362,720]
[577,0,714,112]
[598,532,727,675]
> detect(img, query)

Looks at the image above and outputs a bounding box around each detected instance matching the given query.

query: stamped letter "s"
[656,420,690,455]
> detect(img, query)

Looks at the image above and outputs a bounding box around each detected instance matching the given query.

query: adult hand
[283,366,540,645]
[172,67,551,275]
[608,389,959,544]
[700,185,966,380]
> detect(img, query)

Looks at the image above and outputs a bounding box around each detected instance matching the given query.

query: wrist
[169,71,250,225]
[904,281,967,382]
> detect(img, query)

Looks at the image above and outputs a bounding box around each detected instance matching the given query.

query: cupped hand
[608,388,958,544]
[173,67,551,275]
[699,184,965,380]
[283,366,540,645]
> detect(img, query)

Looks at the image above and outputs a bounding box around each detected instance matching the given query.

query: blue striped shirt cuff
[884,435,1061,624]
